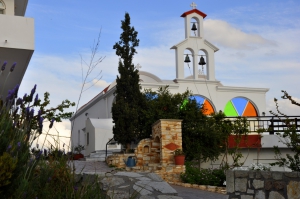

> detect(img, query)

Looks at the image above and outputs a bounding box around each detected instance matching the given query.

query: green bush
[180,162,226,187]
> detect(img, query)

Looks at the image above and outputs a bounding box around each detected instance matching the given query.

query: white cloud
[267,97,300,116]
[92,79,110,89]
[204,19,276,50]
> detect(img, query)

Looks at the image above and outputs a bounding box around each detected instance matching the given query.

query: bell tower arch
[171,4,219,81]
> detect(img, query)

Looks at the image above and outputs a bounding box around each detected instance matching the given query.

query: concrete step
[84,157,106,161]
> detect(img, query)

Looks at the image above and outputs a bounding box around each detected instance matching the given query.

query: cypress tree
[112,13,143,147]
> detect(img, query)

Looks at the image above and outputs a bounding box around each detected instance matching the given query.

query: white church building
[70,6,271,158]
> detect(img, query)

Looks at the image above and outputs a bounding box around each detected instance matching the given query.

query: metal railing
[225,116,300,135]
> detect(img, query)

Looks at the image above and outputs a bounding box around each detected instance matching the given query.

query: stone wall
[106,119,185,182]
[226,170,300,199]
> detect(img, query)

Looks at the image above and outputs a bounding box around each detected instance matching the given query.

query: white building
[70,7,271,159]
[0,0,34,95]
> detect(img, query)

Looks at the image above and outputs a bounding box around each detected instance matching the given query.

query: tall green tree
[112,13,144,147]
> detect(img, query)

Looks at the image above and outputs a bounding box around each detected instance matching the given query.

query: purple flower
[31,84,37,96]
[29,85,37,102]
[25,107,30,118]
[1,61,7,71]
[39,116,44,125]
[12,84,19,98]
[17,142,21,148]
[74,186,78,191]
[37,110,42,120]
[29,108,34,118]
[23,93,27,101]
[7,145,12,151]
[16,97,23,105]
[49,118,55,128]
[34,94,39,106]
[10,62,16,72]
[38,124,43,134]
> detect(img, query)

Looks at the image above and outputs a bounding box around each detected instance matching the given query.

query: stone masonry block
[253,179,264,189]
[255,190,265,199]
[284,172,298,178]
[247,189,254,194]
[235,171,249,178]
[241,195,253,199]
[226,170,235,193]
[265,180,273,190]
[272,172,283,180]
[260,171,271,179]
[274,181,285,190]
[269,191,284,199]
[287,181,300,199]
[235,178,247,192]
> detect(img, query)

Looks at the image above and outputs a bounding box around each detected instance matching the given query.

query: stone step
[84,157,105,161]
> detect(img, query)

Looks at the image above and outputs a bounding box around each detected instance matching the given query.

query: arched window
[189,95,215,115]
[0,1,5,14]
[224,97,258,116]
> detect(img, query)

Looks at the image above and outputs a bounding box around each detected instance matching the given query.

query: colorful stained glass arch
[224,97,258,116]
[190,95,214,115]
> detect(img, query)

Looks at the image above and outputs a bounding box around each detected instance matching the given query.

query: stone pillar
[152,119,183,166]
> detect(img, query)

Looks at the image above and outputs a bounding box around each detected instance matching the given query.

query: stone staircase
[84,149,121,161]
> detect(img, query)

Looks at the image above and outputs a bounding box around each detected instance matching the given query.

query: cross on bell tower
[190,2,197,9]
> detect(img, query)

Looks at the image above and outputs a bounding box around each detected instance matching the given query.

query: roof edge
[180,9,207,18]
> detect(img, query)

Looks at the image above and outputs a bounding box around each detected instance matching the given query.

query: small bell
[191,23,197,31]
[198,56,206,65]
[184,55,191,63]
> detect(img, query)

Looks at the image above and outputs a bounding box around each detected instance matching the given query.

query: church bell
[191,23,197,31]
[198,56,206,65]
[184,55,191,63]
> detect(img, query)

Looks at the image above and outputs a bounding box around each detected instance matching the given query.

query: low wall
[226,170,300,199]
[106,153,185,182]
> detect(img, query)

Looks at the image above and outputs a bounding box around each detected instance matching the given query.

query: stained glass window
[190,95,214,115]
[224,97,257,116]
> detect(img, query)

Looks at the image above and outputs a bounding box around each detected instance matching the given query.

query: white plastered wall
[85,118,120,156]
[70,89,115,150]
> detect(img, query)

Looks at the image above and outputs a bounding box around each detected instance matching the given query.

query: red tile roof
[180,9,207,18]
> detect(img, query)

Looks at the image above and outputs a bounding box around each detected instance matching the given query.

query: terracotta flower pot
[174,155,185,165]
[73,154,84,160]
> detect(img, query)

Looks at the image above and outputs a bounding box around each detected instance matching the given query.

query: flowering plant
[174,149,185,156]
[248,163,271,171]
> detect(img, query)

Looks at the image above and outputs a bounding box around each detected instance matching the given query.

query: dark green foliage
[141,86,232,164]
[269,91,300,172]
[180,162,226,186]
[140,86,191,139]
[112,13,144,146]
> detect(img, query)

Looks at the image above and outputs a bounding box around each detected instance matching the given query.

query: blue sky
[19,0,300,144]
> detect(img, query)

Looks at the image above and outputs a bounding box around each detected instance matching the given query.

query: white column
[193,53,198,80]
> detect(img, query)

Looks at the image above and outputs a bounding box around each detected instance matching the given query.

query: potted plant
[174,149,185,165]
[73,145,85,160]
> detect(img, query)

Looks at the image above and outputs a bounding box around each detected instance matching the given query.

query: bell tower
[171,2,219,81]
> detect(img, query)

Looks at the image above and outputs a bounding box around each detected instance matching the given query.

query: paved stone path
[70,160,228,199]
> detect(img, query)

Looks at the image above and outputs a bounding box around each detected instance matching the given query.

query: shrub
[180,162,226,187]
